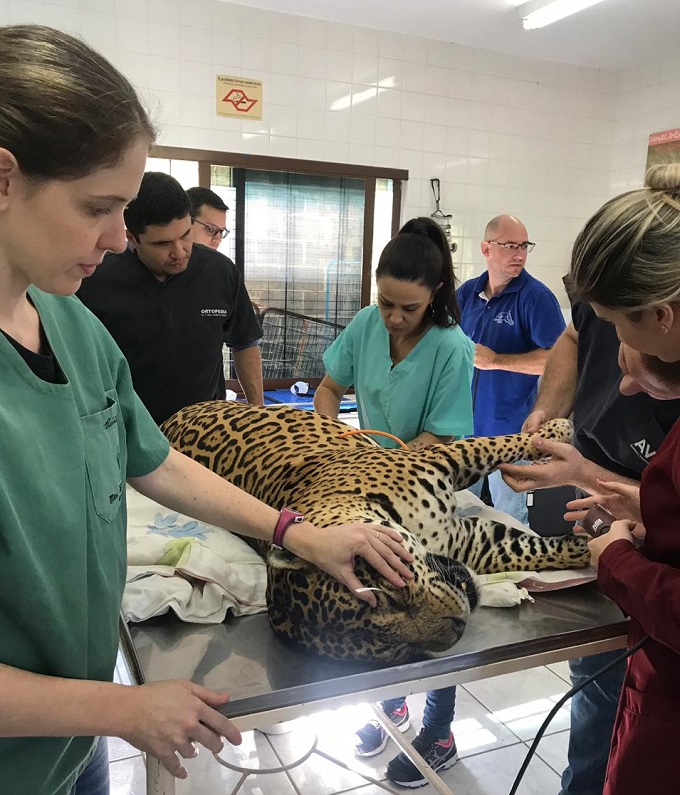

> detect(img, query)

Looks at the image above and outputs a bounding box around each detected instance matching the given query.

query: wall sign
[647,128,680,172]
[216,75,262,120]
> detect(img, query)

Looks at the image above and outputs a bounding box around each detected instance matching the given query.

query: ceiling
[226,0,680,71]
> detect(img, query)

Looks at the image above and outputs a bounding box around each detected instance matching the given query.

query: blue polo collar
[473,268,528,299]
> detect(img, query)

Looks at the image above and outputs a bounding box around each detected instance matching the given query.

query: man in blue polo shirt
[456,214,565,524]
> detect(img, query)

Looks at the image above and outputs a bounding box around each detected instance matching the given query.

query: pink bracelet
[272,507,305,549]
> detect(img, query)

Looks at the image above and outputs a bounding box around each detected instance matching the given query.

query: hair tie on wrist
[272,508,305,550]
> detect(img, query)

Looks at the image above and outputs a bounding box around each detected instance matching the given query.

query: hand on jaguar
[521,409,551,434]
[291,523,415,608]
[498,437,584,492]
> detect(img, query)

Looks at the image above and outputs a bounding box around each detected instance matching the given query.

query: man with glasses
[78,172,264,425]
[187,186,230,251]
[456,214,565,524]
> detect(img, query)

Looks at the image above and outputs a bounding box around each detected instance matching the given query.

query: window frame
[149,144,408,389]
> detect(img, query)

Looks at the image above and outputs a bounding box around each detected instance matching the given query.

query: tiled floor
[109,656,572,794]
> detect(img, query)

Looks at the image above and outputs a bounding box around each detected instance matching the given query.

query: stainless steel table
[123,582,628,794]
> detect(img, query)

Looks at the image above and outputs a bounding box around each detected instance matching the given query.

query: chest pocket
[81,390,124,523]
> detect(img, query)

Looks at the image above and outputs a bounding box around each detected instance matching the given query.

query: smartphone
[582,504,616,538]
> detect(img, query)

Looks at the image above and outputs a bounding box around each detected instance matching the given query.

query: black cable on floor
[508,635,648,795]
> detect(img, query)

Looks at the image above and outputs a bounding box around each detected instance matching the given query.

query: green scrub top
[0,289,169,795]
[323,305,474,447]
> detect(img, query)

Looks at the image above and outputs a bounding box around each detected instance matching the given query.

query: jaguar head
[266,528,477,663]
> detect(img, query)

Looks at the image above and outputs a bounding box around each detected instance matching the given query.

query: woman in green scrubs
[0,25,412,795]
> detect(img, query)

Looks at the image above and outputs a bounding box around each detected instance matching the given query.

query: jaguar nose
[450,615,467,640]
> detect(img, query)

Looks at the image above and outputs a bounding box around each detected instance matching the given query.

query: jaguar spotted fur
[161,402,589,663]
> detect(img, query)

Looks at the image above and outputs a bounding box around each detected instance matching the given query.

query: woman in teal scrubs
[315,218,474,786]
[0,26,412,795]
[316,217,474,449]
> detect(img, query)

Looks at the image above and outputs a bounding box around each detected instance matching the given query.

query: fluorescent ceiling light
[519,0,608,30]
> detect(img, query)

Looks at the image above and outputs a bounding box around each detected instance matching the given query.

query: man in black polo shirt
[78,172,263,425]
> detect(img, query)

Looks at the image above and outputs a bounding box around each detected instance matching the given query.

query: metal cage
[258,307,345,379]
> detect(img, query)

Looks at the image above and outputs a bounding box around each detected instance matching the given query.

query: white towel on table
[123,486,267,623]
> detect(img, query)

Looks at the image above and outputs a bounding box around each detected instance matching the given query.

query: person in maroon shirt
[567,162,680,795]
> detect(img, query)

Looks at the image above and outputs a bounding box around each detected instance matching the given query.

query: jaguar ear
[268,547,309,570]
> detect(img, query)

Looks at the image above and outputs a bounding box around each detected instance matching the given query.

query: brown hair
[0,25,155,181]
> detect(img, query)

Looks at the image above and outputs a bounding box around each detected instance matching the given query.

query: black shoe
[354,702,411,757]
[385,728,458,788]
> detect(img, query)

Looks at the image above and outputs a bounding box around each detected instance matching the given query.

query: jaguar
[161,402,589,663]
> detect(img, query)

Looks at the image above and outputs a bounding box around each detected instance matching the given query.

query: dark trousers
[559,651,626,795]
[383,687,457,739]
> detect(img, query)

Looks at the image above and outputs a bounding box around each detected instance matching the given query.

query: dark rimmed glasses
[192,217,230,240]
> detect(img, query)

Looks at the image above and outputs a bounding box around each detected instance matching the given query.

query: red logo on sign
[222,88,258,113]
[649,128,680,147]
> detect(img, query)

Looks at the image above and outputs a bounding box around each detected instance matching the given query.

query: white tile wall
[4,0,673,305]
[610,53,680,199]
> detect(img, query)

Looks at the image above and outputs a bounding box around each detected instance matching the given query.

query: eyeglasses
[192,217,230,240]
[486,240,535,253]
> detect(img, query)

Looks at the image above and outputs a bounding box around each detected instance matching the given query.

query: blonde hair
[569,164,680,312]
[0,25,155,180]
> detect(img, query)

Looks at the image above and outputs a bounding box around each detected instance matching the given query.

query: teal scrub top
[323,305,474,447]
[0,289,170,795]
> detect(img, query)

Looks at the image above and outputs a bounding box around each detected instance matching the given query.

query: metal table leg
[371,703,456,795]
[146,758,176,795]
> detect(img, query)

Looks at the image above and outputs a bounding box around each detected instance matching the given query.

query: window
[209,165,236,261]
[145,157,198,189]
[146,146,407,387]
[242,171,363,318]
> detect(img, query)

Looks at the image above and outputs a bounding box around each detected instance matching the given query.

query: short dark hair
[124,172,191,238]
[376,217,461,327]
[186,186,229,216]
